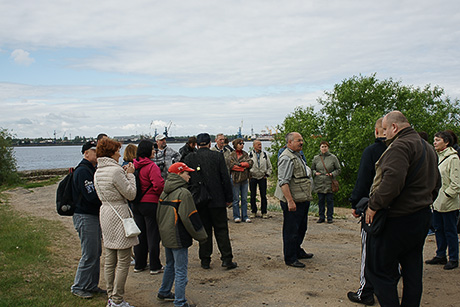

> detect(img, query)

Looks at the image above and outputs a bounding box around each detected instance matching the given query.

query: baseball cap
[155,134,166,141]
[168,162,195,174]
[81,141,97,154]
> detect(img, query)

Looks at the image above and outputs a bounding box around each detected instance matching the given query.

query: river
[13,141,273,171]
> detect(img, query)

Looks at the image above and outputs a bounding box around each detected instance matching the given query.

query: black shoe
[425,256,447,265]
[221,261,237,270]
[201,261,211,269]
[347,291,375,305]
[286,260,305,268]
[157,292,175,301]
[317,219,325,223]
[327,219,333,224]
[298,253,314,259]
[89,287,107,295]
[444,260,458,270]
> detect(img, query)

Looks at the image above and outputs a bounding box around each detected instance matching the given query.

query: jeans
[318,193,334,221]
[105,248,132,304]
[280,201,310,264]
[71,213,102,293]
[232,180,249,220]
[132,202,162,271]
[433,210,459,261]
[366,207,431,307]
[159,247,189,307]
[249,178,268,214]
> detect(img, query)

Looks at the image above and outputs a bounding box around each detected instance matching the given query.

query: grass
[0,176,62,193]
[0,194,106,306]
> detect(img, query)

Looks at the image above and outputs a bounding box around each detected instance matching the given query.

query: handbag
[96,184,141,238]
[319,156,339,193]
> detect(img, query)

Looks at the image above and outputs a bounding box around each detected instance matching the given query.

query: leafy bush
[0,128,20,186]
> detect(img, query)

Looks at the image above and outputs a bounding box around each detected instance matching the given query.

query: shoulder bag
[320,156,339,193]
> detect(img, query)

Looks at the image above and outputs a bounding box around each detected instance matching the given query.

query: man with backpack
[71,141,106,299]
[249,140,272,219]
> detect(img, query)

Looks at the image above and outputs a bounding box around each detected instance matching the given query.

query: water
[13,141,273,171]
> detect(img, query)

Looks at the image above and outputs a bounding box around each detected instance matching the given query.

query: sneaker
[107,299,113,307]
[250,213,257,219]
[262,214,269,219]
[244,218,252,223]
[444,260,459,270]
[71,289,93,299]
[234,218,241,223]
[133,266,147,273]
[157,292,175,301]
[150,266,164,275]
[425,256,447,265]
[111,301,134,307]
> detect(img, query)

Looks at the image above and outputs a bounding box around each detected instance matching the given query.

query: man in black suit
[184,133,237,270]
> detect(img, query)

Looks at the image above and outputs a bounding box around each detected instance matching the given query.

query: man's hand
[351,209,360,218]
[365,207,376,224]
[288,199,296,211]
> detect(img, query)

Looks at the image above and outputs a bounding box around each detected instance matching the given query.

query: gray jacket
[249,150,272,180]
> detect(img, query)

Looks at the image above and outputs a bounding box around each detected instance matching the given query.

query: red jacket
[133,157,164,203]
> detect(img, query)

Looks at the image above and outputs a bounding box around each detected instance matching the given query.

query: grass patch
[0,176,62,193]
[0,202,106,306]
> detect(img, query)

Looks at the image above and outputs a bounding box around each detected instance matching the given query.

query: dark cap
[81,141,97,154]
[196,133,211,146]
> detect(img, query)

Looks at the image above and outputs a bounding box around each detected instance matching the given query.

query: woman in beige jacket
[425,131,460,270]
[94,138,138,307]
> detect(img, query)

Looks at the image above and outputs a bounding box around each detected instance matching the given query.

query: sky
[1,0,459,139]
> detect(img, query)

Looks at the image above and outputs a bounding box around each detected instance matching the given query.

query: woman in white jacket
[94,138,138,307]
[425,131,460,270]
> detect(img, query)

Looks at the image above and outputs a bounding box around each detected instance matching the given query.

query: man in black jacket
[71,141,105,299]
[347,118,386,306]
[184,133,237,270]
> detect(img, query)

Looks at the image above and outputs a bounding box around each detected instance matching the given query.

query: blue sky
[1,0,459,139]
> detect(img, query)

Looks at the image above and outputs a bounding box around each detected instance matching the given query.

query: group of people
[68,110,458,307]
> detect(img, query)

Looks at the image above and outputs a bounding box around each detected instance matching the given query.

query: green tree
[271,74,460,205]
[0,128,20,185]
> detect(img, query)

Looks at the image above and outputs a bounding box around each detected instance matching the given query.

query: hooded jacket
[157,173,208,249]
[433,146,460,212]
[133,157,164,203]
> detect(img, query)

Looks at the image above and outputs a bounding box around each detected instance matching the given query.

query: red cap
[168,162,195,174]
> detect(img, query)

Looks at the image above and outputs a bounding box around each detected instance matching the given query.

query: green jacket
[157,173,208,249]
[311,151,341,193]
[433,146,460,212]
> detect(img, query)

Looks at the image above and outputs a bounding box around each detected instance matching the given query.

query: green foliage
[0,128,20,185]
[271,74,460,206]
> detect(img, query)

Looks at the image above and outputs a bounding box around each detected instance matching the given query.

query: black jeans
[197,205,233,264]
[249,177,268,214]
[366,207,430,307]
[280,200,310,264]
[132,202,162,271]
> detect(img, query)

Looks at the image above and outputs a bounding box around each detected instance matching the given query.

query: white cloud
[10,49,35,66]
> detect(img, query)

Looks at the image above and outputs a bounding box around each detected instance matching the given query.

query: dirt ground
[4,183,460,307]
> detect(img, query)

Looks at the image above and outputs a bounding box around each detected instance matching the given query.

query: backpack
[129,166,153,206]
[56,167,79,216]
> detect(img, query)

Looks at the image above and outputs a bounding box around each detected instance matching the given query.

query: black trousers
[249,177,268,214]
[132,202,162,271]
[197,205,233,263]
[366,207,430,307]
[280,200,310,264]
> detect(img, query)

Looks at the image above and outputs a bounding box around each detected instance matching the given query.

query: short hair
[96,138,121,158]
[215,133,224,141]
[232,138,244,149]
[375,117,383,129]
[97,133,108,141]
[285,132,294,143]
[435,131,454,147]
[187,136,197,145]
[253,139,261,146]
[445,130,458,145]
[137,140,154,159]
[320,141,330,147]
[224,137,230,145]
[385,111,409,126]
[418,131,428,142]
[123,143,137,163]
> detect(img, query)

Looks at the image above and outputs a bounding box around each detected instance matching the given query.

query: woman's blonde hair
[123,143,137,162]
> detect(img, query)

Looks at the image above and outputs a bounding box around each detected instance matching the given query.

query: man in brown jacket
[365,111,441,306]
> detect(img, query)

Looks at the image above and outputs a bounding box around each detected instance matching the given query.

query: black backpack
[56,167,78,216]
[130,166,153,206]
